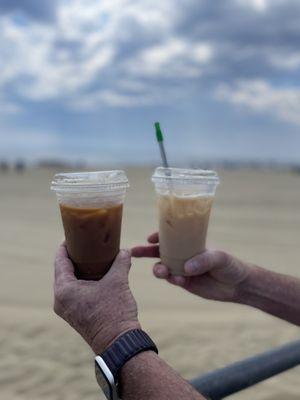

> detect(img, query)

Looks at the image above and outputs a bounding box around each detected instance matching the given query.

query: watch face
[95,362,112,399]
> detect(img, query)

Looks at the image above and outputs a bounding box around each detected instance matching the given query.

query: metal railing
[191,340,300,399]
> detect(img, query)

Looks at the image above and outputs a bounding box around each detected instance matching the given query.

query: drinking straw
[154,122,174,207]
[155,122,169,168]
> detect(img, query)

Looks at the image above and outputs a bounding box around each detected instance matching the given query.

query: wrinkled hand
[54,244,140,354]
[132,233,251,302]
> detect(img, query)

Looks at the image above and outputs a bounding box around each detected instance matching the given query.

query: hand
[132,233,252,302]
[54,244,140,354]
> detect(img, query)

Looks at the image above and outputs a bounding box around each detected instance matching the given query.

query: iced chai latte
[152,168,219,276]
[51,171,129,280]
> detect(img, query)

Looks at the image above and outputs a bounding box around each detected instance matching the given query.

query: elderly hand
[54,244,140,354]
[132,233,251,302]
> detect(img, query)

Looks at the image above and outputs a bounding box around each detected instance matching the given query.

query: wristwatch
[95,329,158,399]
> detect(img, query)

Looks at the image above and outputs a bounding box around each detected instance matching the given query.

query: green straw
[155,122,169,168]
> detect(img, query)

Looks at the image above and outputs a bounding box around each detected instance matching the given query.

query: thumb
[184,250,229,276]
[109,249,132,278]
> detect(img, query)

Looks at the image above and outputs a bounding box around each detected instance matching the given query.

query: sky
[1,0,300,165]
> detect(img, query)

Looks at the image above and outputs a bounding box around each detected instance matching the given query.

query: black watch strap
[101,329,158,379]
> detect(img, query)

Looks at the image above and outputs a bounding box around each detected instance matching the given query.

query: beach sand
[0,167,299,399]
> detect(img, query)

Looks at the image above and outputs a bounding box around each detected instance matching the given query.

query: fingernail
[156,265,164,275]
[184,261,198,274]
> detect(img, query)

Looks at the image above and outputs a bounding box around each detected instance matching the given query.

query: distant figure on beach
[54,238,300,399]
[15,160,25,173]
[0,161,9,172]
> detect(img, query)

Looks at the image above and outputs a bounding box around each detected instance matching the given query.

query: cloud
[70,86,183,110]
[0,0,217,111]
[1,0,300,120]
[269,53,300,71]
[216,79,300,125]
[70,90,148,109]
[126,39,213,79]
[235,0,269,12]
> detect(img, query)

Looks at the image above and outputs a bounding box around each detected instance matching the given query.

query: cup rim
[51,170,129,193]
[152,167,220,185]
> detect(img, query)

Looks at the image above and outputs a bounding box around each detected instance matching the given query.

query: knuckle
[216,251,230,266]
[119,250,131,263]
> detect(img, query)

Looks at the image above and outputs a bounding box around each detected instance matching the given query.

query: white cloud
[236,0,269,11]
[236,0,290,12]
[70,90,141,109]
[70,86,181,110]
[1,0,300,116]
[0,0,214,111]
[0,13,116,101]
[216,79,300,125]
[126,39,213,78]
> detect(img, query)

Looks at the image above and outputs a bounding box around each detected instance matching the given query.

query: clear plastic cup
[51,170,129,280]
[152,167,220,276]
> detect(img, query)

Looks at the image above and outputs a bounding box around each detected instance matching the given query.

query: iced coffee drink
[152,168,219,276]
[59,203,123,280]
[51,171,129,280]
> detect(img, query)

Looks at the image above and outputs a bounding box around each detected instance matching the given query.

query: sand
[0,167,299,399]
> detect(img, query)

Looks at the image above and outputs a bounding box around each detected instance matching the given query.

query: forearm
[120,351,205,400]
[237,266,300,325]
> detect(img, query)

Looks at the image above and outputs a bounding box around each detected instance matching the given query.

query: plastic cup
[152,167,219,276]
[51,170,129,280]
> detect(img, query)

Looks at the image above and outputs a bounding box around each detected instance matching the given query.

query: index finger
[54,243,77,285]
[148,232,159,244]
[131,245,160,258]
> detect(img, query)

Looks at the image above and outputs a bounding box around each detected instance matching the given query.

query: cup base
[73,260,114,281]
[76,273,106,281]
[160,255,187,276]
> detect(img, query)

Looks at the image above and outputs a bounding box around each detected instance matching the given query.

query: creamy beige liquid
[158,194,214,275]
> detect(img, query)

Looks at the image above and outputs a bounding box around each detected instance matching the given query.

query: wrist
[120,350,159,383]
[91,321,141,355]
[235,265,262,305]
